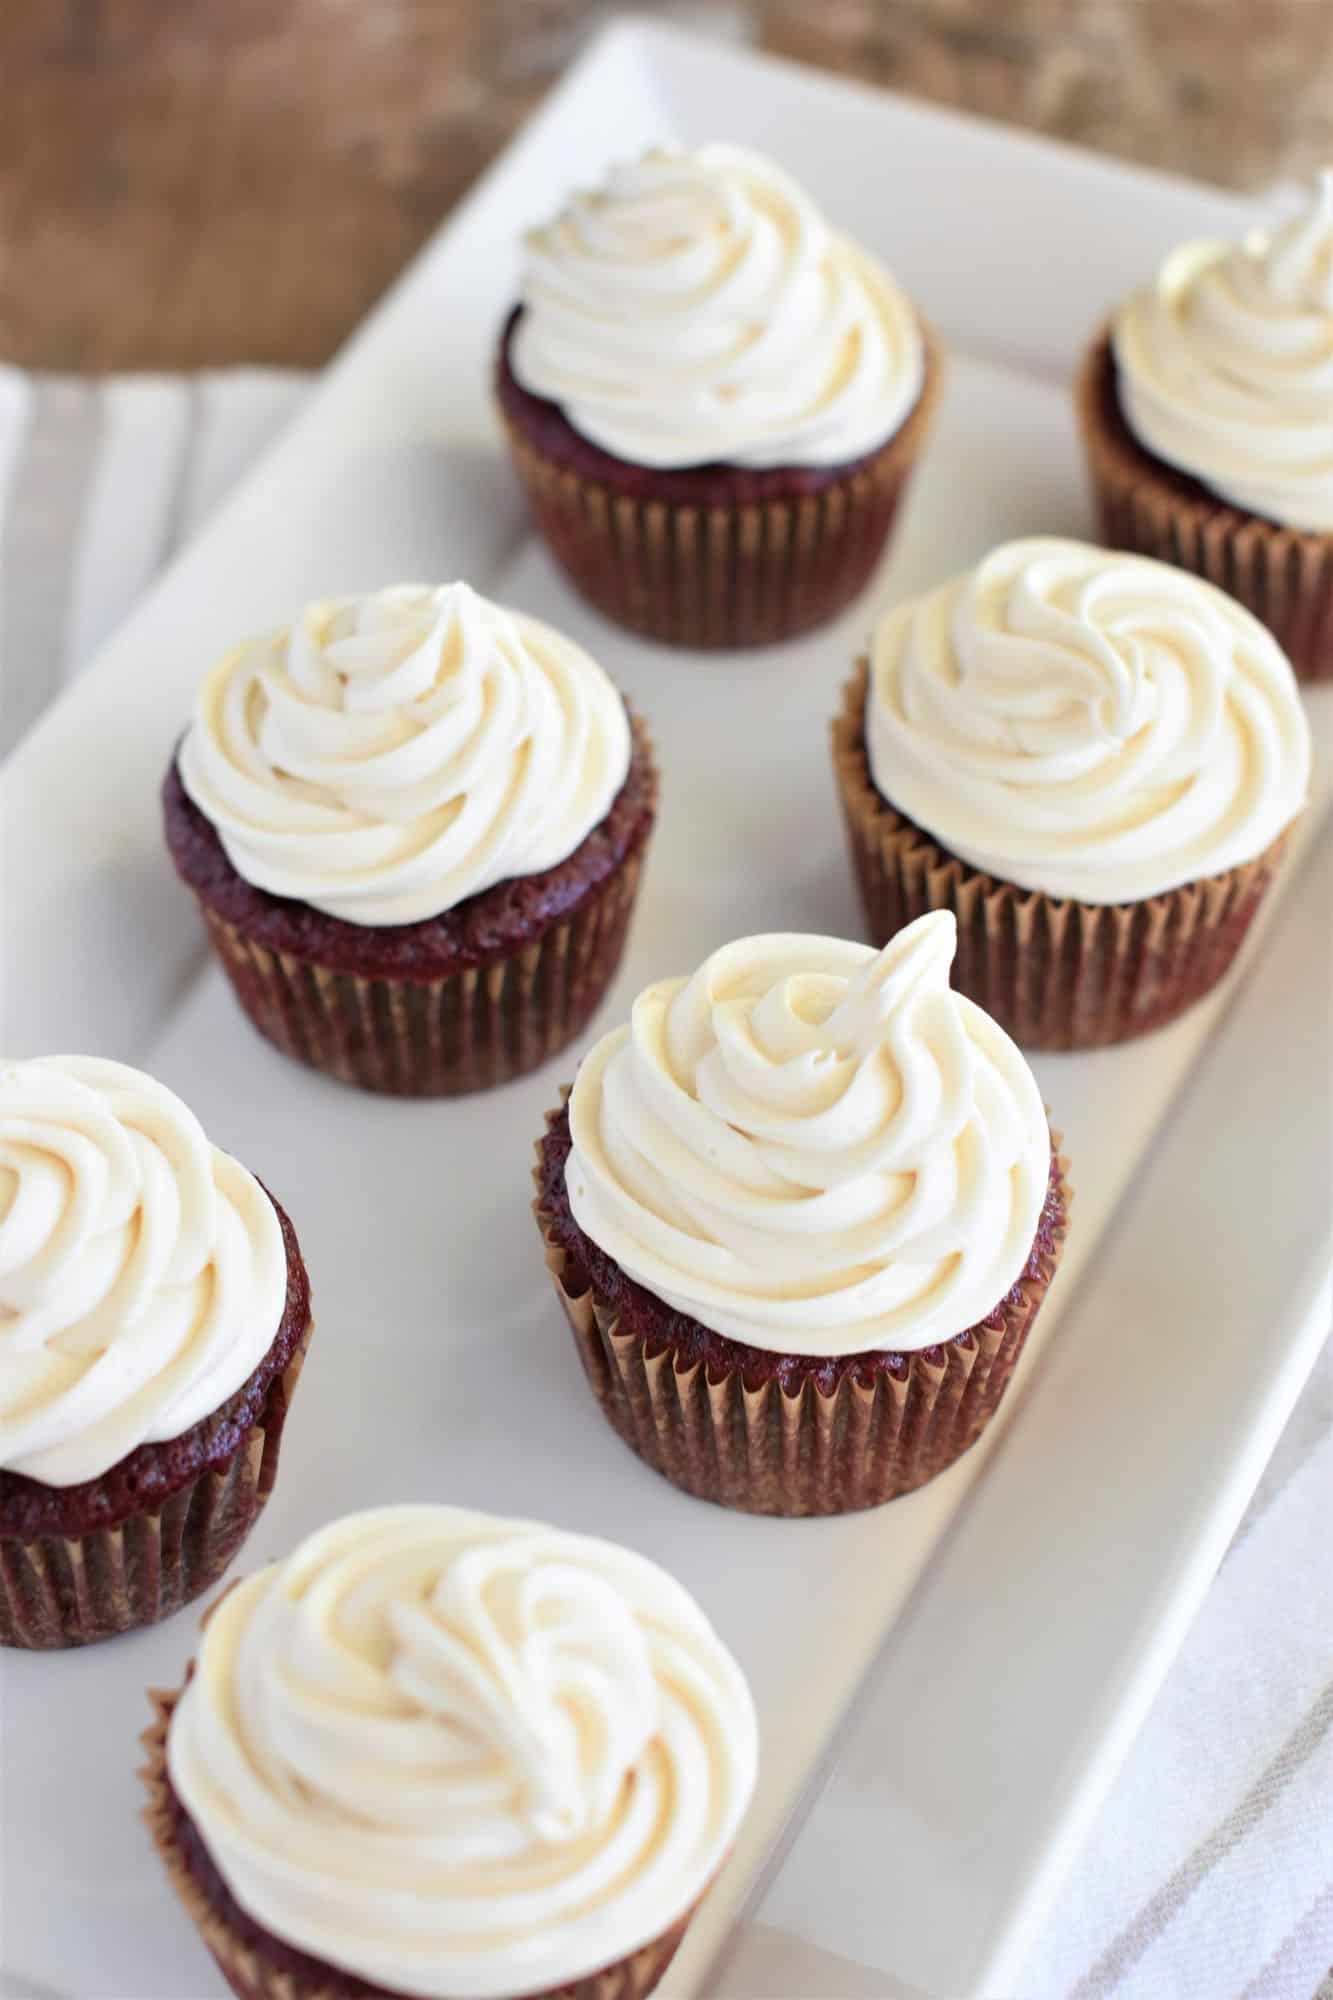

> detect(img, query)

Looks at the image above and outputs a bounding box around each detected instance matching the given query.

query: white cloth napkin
[1,365,1329,2000]
[0,366,308,757]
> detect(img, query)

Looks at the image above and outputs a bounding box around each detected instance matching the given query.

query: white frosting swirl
[565,913,1049,1358]
[167,1505,758,1999]
[0,1057,287,1487]
[178,583,632,927]
[866,538,1310,905]
[1112,168,1333,532]
[511,143,925,470]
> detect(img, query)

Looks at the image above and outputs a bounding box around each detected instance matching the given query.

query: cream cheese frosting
[167,1505,758,1999]
[511,143,925,470]
[178,583,632,927]
[1112,168,1333,533]
[866,537,1310,905]
[0,1057,286,1487]
[565,913,1049,1357]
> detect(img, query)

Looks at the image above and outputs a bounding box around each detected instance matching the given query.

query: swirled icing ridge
[0,1056,286,1486]
[565,912,1049,1357]
[1112,168,1333,532]
[179,583,631,926]
[166,1505,758,1998]
[866,538,1309,904]
[511,143,924,470]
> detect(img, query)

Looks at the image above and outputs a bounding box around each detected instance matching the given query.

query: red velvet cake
[164,576,659,1097]
[535,1098,1068,1517]
[1078,334,1333,683]
[497,306,940,651]
[0,1053,314,1650]
[496,143,942,648]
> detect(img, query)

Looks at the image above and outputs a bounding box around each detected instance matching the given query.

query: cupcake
[834,538,1310,1050]
[1078,168,1333,681]
[535,913,1069,1517]
[164,582,657,1096]
[143,1504,758,2000]
[496,144,940,649]
[0,1057,311,1649]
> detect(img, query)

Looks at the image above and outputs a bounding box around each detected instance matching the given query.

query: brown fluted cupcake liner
[833,663,1290,1050]
[200,852,647,1099]
[165,713,657,1099]
[1077,332,1333,683]
[0,1324,311,1651]
[534,1106,1070,1518]
[141,1686,702,2000]
[499,331,942,651]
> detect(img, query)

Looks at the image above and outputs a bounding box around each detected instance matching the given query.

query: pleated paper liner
[192,721,657,1098]
[833,663,1289,1051]
[1077,332,1333,683]
[534,1105,1071,1518]
[499,329,943,651]
[0,1320,311,1651]
[141,1686,703,2000]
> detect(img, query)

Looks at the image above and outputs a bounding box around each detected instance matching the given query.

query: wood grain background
[3,0,1330,372]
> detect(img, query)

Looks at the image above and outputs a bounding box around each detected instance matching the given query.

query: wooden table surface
[3,0,1331,373]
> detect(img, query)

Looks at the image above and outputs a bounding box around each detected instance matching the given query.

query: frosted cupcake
[497,143,940,648]
[1078,168,1333,680]
[143,1505,758,2000]
[834,538,1310,1049]
[535,913,1069,1516]
[0,1057,311,1648]
[164,582,657,1096]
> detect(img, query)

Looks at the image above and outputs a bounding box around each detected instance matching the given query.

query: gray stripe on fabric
[1240,1879,1333,1999]
[1070,1678,1333,2000]
[0,376,102,757]
[159,373,202,565]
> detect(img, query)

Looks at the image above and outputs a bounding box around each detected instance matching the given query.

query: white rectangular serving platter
[2,20,1331,2000]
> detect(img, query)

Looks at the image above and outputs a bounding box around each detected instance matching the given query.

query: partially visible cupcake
[143,1504,758,2000]
[535,913,1069,1517]
[834,538,1310,1049]
[164,582,657,1096]
[0,1057,311,1648]
[496,144,940,649]
[1078,168,1333,681]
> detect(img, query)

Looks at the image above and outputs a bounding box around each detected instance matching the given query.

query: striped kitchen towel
[0,363,1329,2000]
[0,365,308,758]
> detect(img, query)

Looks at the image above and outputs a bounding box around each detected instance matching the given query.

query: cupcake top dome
[166,1504,758,1999]
[1111,168,1333,534]
[0,1057,285,1486]
[510,142,925,471]
[565,911,1050,1357]
[178,582,631,928]
[865,537,1310,905]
